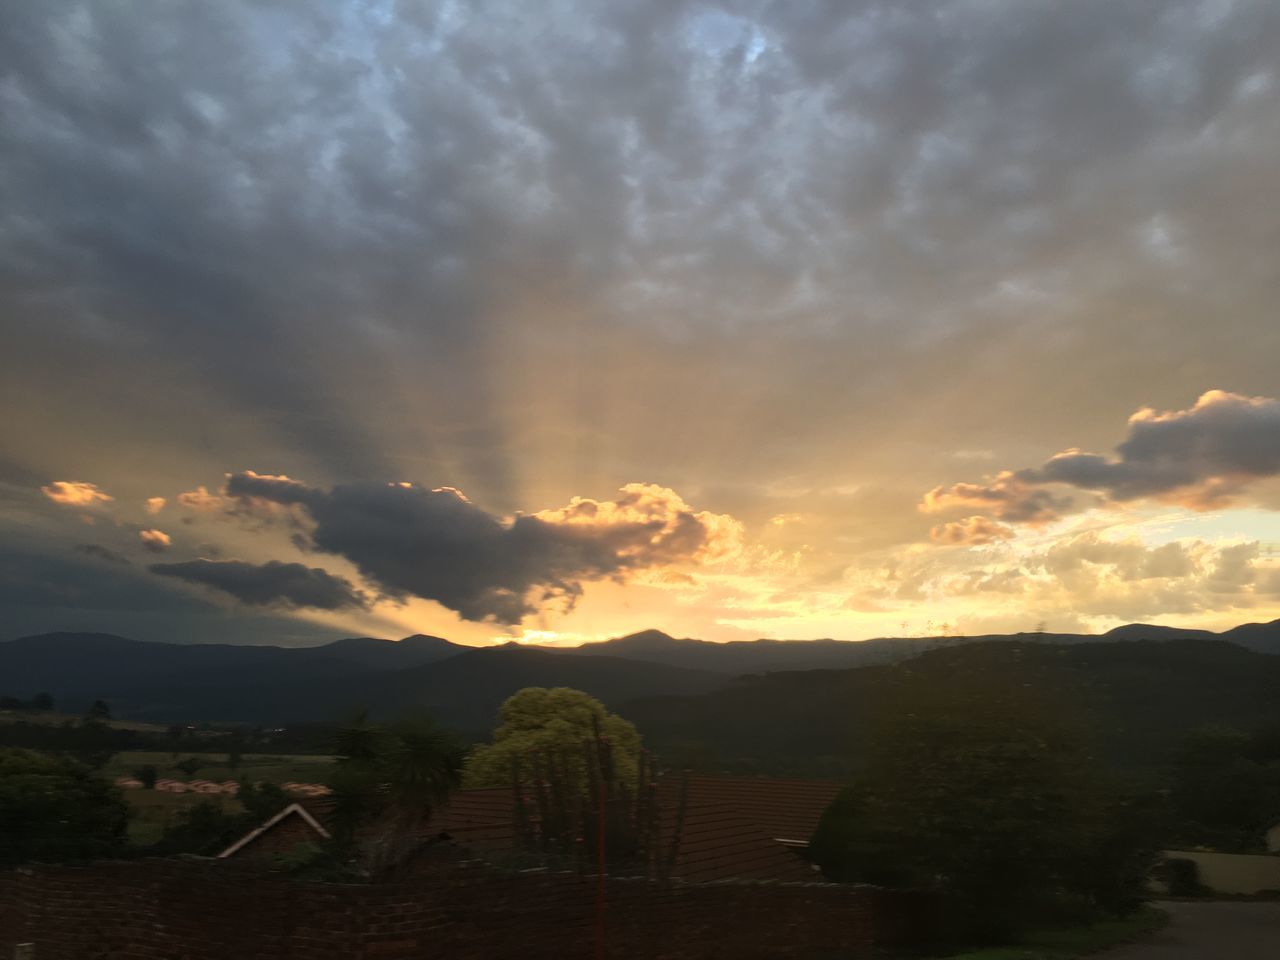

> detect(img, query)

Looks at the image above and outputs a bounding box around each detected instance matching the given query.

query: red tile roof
[224,776,840,884]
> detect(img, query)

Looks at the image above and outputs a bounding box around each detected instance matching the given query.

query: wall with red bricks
[0,857,926,959]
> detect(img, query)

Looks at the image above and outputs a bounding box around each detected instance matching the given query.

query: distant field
[106,750,335,784]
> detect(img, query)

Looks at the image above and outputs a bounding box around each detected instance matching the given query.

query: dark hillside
[620,639,1280,777]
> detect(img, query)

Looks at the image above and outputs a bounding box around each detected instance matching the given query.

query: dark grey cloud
[926,391,1280,524]
[149,558,369,611]
[1023,390,1280,507]
[223,472,733,624]
[75,543,130,565]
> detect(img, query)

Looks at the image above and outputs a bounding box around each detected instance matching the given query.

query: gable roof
[217,802,330,858]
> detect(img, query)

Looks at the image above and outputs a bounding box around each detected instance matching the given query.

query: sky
[4,0,1280,647]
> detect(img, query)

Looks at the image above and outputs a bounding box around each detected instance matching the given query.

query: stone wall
[0,857,929,959]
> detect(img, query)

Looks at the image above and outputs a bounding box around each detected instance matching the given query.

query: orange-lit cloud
[930,515,1015,546]
[921,472,1073,524]
[145,497,166,515]
[177,486,228,512]
[41,481,113,507]
[139,528,172,553]
[924,391,1280,529]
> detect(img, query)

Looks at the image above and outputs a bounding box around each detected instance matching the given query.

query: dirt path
[1101,900,1280,959]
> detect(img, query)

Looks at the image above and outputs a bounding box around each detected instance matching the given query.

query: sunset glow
[5,3,1280,648]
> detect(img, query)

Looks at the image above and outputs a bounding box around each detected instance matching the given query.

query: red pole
[596,776,606,960]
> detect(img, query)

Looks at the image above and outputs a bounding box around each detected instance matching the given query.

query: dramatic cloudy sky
[5,0,1280,646]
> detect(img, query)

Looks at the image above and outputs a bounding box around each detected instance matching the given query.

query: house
[219,775,840,883]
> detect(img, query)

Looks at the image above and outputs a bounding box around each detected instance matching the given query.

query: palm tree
[329,711,464,875]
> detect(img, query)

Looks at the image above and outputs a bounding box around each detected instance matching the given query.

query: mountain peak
[610,629,682,645]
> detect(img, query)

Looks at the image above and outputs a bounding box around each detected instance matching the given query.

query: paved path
[1101,900,1280,959]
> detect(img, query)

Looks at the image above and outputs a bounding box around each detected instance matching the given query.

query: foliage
[1156,858,1210,897]
[175,756,204,777]
[1169,724,1280,851]
[465,687,642,790]
[151,798,246,856]
[0,747,129,865]
[237,779,290,822]
[808,673,1159,941]
[0,692,54,711]
[932,906,1168,959]
[511,718,686,877]
[86,699,112,722]
[133,764,158,788]
[326,712,465,875]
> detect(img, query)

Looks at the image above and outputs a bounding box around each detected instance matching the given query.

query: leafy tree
[175,756,203,777]
[238,779,290,822]
[152,800,244,856]
[465,687,642,791]
[86,699,112,722]
[809,674,1156,941]
[133,764,158,789]
[1170,724,1280,851]
[69,717,119,769]
[327,712,464,875]
[0,748,129,865]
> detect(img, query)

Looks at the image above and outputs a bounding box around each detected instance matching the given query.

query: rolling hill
[2,619,1278,734]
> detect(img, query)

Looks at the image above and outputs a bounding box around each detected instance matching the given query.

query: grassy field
[932,906,1170,959]
[106,751,335,846]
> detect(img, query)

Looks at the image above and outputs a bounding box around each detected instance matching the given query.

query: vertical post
[596,772,606,960]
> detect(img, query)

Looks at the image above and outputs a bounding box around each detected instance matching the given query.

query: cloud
[149,558,369,611]
[138,528,171,553]
[929,516,1016,546]
[1024,391,1280,507]
[41,481,113,507]
[176,486,230,512]
[75,543,130,565]
[222,472,741,624]
[925,391,1280,525]
[145,497,166,515]
[921,472,1076,524]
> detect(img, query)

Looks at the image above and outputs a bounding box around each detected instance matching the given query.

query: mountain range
[2,619,1278,734]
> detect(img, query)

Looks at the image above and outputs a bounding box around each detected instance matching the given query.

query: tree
[175,756,203,777]
[327,712,464,875]
[465,687,642,791]
[86,699,112,722]
[809,673,1156,942]
[0,748,129,865]
[133,764,158,789]
[1170,724,1280,851]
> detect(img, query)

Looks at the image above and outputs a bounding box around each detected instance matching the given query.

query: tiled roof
[662,775,841,841]
[229,777,840,884]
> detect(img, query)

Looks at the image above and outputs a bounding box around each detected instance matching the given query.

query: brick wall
[0,858,928,959]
